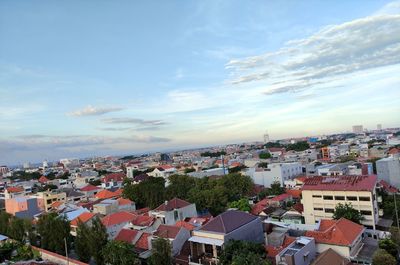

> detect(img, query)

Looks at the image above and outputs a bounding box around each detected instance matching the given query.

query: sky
[0,0,400,165]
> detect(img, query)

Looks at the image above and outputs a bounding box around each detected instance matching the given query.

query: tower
[263,131,270,143]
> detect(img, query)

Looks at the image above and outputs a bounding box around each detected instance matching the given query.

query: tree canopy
[149,237,173,265]
[37,213,71,255]
[123,177,166,209]
[219,240,270,265]
[259,152,272,159]
[103,240,140,265]
[372,249,396,265]
[286,141,310,152]
[332,203,363,224]
[228,198,251,212]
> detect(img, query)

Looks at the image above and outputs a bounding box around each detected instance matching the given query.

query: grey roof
[200,210,257,234]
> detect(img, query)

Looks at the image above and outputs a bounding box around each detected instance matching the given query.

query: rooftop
[200,210,258,234]
[302,175,377,191]
[154,198,191,211]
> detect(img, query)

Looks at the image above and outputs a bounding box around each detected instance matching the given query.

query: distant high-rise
[43,160,48,168]
[377,124,382,130]
[263,131,270,143]
[352,125,363,134]
[23,162,30,169]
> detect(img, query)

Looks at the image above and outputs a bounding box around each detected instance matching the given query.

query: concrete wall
[32,246,88,265]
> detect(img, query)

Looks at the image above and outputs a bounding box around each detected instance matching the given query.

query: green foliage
[316,139,334,148]
[219,240,270,265]
[88,217,109,265]
[228,165,247,174]
[259,152,272,159]
[149,237,172,265]
[0,242,15,262]
[103,240,140,265]
[166,174,196,200]
[75,221,92,262]
[37,213,71,255]
[13,244,36,261]
[258,162,269,168]
[123,177,166,209]
[200,151,226,157]
[184,167,196,174]
[332,203,363,224]
[8,217,26,242]
[372,249,396,265]
[228,198,251,212]
[264,142,283,148]
[258,182,285,199]
[338,154,357,163]
[378,238,398,258]
[12,171,41,181]
[286,141,310,152]
[0,211,11,236]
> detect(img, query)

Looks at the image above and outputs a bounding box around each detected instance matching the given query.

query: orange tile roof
[80,184,100,192]
[70,212,96,226]
[114,188,123,197]
[135,232,151,250]
[38,176,50,184]
[51,201,64,209]
[270,193,291,202]
[117,198,133,206]
[6,186,24,193]
[131,215,154,227]
[305,218,364,246]
[95,189,118,199]
[285,189,302,198]
[102,211,136,227]
[251,198,269,215]
[266,236,296,258]
[115,229,140,243]
[175,221,196,231]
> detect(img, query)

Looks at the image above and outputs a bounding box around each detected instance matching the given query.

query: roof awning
[189,236,224,246]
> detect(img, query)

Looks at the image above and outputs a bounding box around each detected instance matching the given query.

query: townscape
[0,126,400,265]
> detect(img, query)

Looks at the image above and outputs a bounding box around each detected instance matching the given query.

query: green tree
[14,244,36,261]
[286,141,310,152]
[149,237,172,265]
[166,174,196,200]
[103,240,140,265]
[258,182,285,199]
[378,238,398,258]
[372,249,396,265]
[219,173,253,202]
[37,213,71,255]
[259,152,272,159]
[0,211,11,236]
[219,240,270,265]
[264,142,283,148]
[184,167,196,174]
[123,177,165,208]
[332,203,364,224]
[9,217,26,242]
[87,217,109,265]
[75,221,92,262]
[228,198,251,212]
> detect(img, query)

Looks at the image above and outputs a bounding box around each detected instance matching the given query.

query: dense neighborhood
[1,127,400,265]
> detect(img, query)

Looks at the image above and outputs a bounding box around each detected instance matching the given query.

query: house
[101,173,125,189]
[4,186,25,199]
[269,193,293,207]
[93,198,134,215]
[148,165,177,184]
[70,212,97,236]
[132,173,151,184]
[61,188,86,203]
[311,248,352,265]
[245,162,302,187]
[73,170,99,188]
[95,189,119,200]
[124,214,161,232]
[301,175,379,229]
[102,211,136,239]
[281,203,304,224]
[35,190,67,212]
[305,218,365,260]
[5,196,43,219]
[134,232,153,259]
[115,228,141,244]
[274,236,316,265]
[79,184,101,197]
[153,224,191,256]
[188,210,264,264]
[251,198,270,216]
[149,198,197,225]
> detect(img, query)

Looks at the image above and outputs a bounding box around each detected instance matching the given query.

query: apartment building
[35,190,67,212]
[376,157,400,188]
[301,175,379,229]
[246,162,303,187]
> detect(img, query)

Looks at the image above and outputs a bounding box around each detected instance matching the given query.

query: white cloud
[101,117,167,126]
[68,105,123,117]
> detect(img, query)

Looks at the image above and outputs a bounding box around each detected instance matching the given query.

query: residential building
[5,196,43,219]
[274,236,316,265]
[36,190,67,212]
[70,212,96,236]
[246,162,302,187]
[153,224,191,256]
[102,211,136,239]
[149,198,197,225]
[311,248,352,265]
[301,175,379,229]
[188,210,264,265]
[101,173,125,189]
[352,125,363,134]
[376,157,400,188]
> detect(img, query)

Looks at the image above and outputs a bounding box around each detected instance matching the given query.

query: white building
[377,157,400,188]
[245,162,302,187]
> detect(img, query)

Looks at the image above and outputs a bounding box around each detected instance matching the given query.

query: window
[360,210,372,216]
[174,210,179,221]
[314,208,323,211]
[335,196,345,200]
[325,208,334,213]
[323,195,333,200]
[347,196,357,201]
[312,195,322,198]
[359,197,370,201]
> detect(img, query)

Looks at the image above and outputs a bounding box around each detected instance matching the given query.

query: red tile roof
[135,232,151,250]
[158,165,174,170]
[266,236,296,258]
[6,186,24,193]
[251,198,269,215]
[302,175,377,191]
[175,221,196,231]
[305,218,364,246]
[285,189,302,199]
[154,224,181,239]
[388,148,400,154]
[114,188,123,197]
[70,212,96,226]
[102,173,125,183]
[38,176,50,184]
[51,201,64,209]
[379,180,399,194]
[117,198,133,206]
[80,184,100,192]
[131,215,155,227]
[102,211,136,227]
[291,203,304,213]
[95,189,118,199]
[270,193,291,202]
[154,198,191,211]
[115,228,140,243]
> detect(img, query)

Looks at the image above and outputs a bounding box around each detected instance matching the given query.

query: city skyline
[1,0,400,164]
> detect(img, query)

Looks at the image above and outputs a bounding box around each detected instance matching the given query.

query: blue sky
[1,0,400,165]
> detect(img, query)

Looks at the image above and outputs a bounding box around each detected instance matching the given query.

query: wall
[32,246,88,265]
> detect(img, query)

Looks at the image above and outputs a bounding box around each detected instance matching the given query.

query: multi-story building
[352,125,363,134]
[301,175,379,229]
[246,162,302,187]
[376,157,400,188]
[35,190,67,212]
